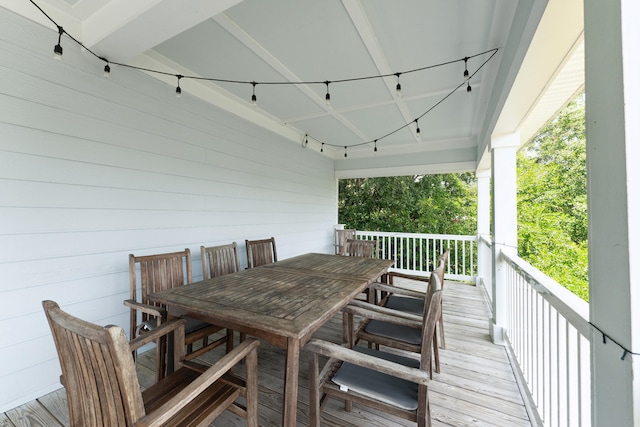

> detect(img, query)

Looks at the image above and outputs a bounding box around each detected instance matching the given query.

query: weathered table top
[148,252,393,346]
[147,252,393,427]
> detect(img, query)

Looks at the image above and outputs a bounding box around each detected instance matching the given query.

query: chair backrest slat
[201,242,241,279]
[420,289,442,370]
[346,238,378,258]
[245,237,277,268]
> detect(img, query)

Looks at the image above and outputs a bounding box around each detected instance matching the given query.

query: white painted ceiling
[6,0,584,177]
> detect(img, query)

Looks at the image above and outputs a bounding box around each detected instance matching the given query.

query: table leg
[283,337,300,426]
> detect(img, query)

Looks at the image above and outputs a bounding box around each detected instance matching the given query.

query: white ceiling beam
[213,12,371,142]
[341,0,420,143]
[82,0,245,62]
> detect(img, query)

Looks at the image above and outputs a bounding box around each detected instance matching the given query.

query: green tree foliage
[338,173,477,235]
[517,93,589,300]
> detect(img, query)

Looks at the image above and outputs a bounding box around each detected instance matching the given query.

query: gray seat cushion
[184,316,212,334]
[385,295,423,315]
[331,346,420,410]
[364,319,422,345]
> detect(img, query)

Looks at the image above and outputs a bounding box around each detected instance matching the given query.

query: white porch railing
[478,233,493,303]
[502,249,591,427]
[354,230,592,426]
[356,231,476,282]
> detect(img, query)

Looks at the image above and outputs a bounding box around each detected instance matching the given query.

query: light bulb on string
[175,75,183,98]
[467,82,472,95]
[374,139,378,152]
[344,146,347,158]
[415,119,421,136]
[53,26,64,60]
[251,82,257,107]
[395,73,402,98]
[463,57,470,81]
[320,143,324,153]
[324,81,331,106]
[103,63,111,78]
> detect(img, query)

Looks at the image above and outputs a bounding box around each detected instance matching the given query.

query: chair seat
[364,319,422,345]
[184,317,212,334]
[385,295,424,315]
[331,346,420,411]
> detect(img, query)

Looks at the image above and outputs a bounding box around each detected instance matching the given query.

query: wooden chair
[43,300,259,427]
[380,249,449,348]
[305,291,442,427]
[245,237,277,268]
[201,242,245,343]
[201,242,241,279]
[334,228,356,255]
[124,248,231,380]
[345,238,378,258]
[345,238,379,302]
[344,267,443,377]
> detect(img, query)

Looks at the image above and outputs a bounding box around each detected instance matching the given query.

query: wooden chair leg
[432,331,440,374]
[245,346,259,427]
[438,307,446,349]
[226,329,234,353]
[308,353,320,427]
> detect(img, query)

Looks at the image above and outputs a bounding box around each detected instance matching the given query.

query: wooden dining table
[147,252,393,427]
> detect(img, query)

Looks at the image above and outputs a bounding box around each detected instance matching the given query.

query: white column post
[476,169,491,288]
[585,0,640,424]
[490,133,519,344]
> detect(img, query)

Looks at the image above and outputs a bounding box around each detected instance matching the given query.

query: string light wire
[30,0,499,154]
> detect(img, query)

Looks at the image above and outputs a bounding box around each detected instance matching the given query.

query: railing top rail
[357,231,476,242]
[501,248,591,338]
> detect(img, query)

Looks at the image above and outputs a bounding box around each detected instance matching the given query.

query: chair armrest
[137,338,260,427]
[344,300,423,328]
[124,299,166,319]
[388,271,430,282]
[370,282,426,300]
[129,318,186,353]
[304,339,429,386]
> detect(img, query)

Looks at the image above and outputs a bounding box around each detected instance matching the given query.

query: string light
[464,57,472,95]
[302,134,308,148]
[374,139,378,152]
[324,81,331,106]
[53,25,63,59]
[175,75,183,98]
[463,57,470,81]
[28,0,500,156]
[591,322,640,361]
[395,73,402,98]
[251,81,257,107]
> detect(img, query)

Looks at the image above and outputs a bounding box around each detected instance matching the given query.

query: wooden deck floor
[1,280,532,427]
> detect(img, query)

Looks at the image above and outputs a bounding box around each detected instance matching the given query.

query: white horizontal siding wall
[0,8,337,412]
